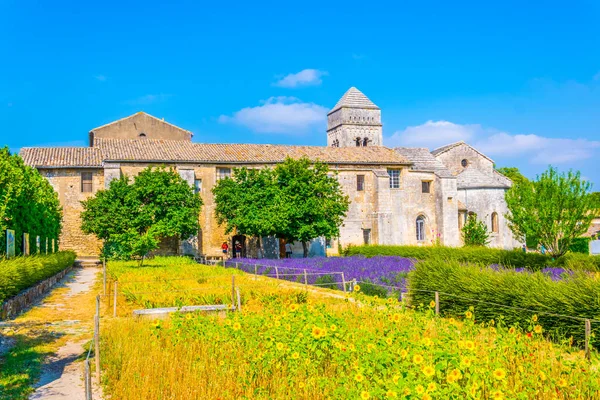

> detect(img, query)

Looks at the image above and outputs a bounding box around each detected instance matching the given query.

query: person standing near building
[285,242,293,258]
[235,241,242,258]
[221,242,229,258]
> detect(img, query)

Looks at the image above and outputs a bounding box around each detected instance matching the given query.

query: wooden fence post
[113,281,118,317]
[275,266,279,280]
[341,272,346,293]
[95,314,100,384]
[231,275,236,309]
[96,295,100,319]
[304,269,308,287]
[84,359,92,400]
[254,264,258,277]
[585,319,592,360]
[235,262,239,270]
[236,287,242,312]
[434,292,440,315]
[103,258,107,296]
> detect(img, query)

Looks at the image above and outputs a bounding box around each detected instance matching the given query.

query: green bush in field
[0,251,76,303]
[461,214,490,247]
[407,258,600,347]
[344,245,551,271]
[569,237,591,254]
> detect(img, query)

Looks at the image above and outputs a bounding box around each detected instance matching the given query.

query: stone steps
[74,258,101,268]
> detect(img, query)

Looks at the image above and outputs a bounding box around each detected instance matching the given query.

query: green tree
[496,167,529,186]
[212,157,350,258]
[275,157,350,257]
[505,166,599,258]
[212,167,284,254]
[461,214,490,247]
[81,167,202,265]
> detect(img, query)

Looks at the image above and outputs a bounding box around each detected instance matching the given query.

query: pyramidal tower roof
[328,87,380,114]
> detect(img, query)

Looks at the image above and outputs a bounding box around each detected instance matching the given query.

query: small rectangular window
[81,172,93,193]
[363,229,371,245]
[194,179,202,194]
[422,181,431,193]
[217,167,231,180]
[357,175,365,191]
[388,169,400,189]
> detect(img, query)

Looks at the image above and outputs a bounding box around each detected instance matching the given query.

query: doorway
[231,235,246,259]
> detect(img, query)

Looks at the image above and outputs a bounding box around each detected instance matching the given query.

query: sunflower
[311,326,327,339]
[355,373,365,383]
[354,284,361,292]
[429,300,436,308]
[292,352,300,359]
[289,303,299,312]
[330,324,337,332]
[400,349,408,358]
[413,354,424,365]
[276,342,284,351]
[391,313,401,323]
[464,340,475,351]
[508,327,516,334]
[386,338,393,346]
[465,311,473,319]
[532,314,538,322]
[232,322,241,331]
[426,382,436,392]
[415,385,425,394]
[385,389,397,398]
[422,365,435,378]
[360,391,370,399]
[557,378,568,387]
[534,325,543,334]
[493,368,506,380]
[492,390,503,400]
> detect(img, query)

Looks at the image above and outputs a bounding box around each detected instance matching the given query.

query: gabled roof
[89,111,192,136]
[328,87,379,115]
[456,167,510,189]
[431,141,494,163]
[394,147,454,178]
[20,147,103,168]
[21,139,412,168]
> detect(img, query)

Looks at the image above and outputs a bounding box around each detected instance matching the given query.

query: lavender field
[224,256,571,295]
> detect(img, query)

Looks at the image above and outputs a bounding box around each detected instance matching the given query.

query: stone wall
[42,169,104,257]
[435,144,494,176]
[327,107,383,147]
[90,112,192,144]
[1,266,73,320]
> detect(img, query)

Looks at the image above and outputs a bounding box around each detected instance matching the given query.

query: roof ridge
[328,87,379,114]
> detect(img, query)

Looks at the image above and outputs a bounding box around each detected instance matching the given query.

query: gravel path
[24,267,103,400]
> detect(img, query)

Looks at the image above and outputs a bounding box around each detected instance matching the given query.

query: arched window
[363,138,369,147]
[139,132,147,138]
[416,216,426,241]
[491,212,499,233]
[461,159,468,167]
[355,138,361,147]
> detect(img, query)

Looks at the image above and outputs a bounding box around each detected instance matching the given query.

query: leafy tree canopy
[81,167,202,265]
[0,147,62,256]
[496,167,530,186]
[505,166,599,258]
[212,157,350,257]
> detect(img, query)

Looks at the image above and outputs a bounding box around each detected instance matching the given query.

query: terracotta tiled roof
[456,167,510,189]
[394,147,454,178]
[21,138,411,167]
[329,87,379,114]
[20,147,103,168]
[96,138,410,165]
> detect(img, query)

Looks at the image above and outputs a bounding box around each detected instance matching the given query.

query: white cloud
[273,69,327,88]
[219,96,327,134]
[124,94,171,106]
[94,75,107,82]
[386,120,600,165]
[387,120,479,149]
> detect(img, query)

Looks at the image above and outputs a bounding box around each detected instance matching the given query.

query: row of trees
[212,157,349,257]
[0,148,62,256]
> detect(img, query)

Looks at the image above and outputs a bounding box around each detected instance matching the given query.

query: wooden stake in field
[585,319,592,360]
[236,287,242,312]
[231,275,236,309]
[434,292,440,315]
[113,281,118,317]
[275,266,279,279]
[103,258,107,296]
[341,272,346,293]
[95,314,100,384]
[304,269,308,287]
[84,359,92,400]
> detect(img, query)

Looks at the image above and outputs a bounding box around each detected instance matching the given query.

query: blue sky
[1,0,599,186]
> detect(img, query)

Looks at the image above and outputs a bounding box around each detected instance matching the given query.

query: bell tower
[327,87,383,147]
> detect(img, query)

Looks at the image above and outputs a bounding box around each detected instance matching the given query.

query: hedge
[344,245,551,271]
[0,251,76,303]
[569,237,591,254]
[407,258,600,347]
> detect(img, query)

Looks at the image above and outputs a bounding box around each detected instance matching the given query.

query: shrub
[0,251,76,303]
[461,214,489,246]
[552,252,600,272]
[407,257,600,347]
[344,245,551,271]
[569,237,591,254]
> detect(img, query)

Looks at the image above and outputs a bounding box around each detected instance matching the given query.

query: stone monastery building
[21,87,518,258]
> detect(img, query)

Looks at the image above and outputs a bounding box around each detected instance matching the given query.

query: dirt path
[0,267,103,399]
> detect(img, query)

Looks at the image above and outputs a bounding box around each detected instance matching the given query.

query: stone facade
[20,88,518,258]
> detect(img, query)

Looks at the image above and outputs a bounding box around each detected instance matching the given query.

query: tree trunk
[302,241,308,258]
